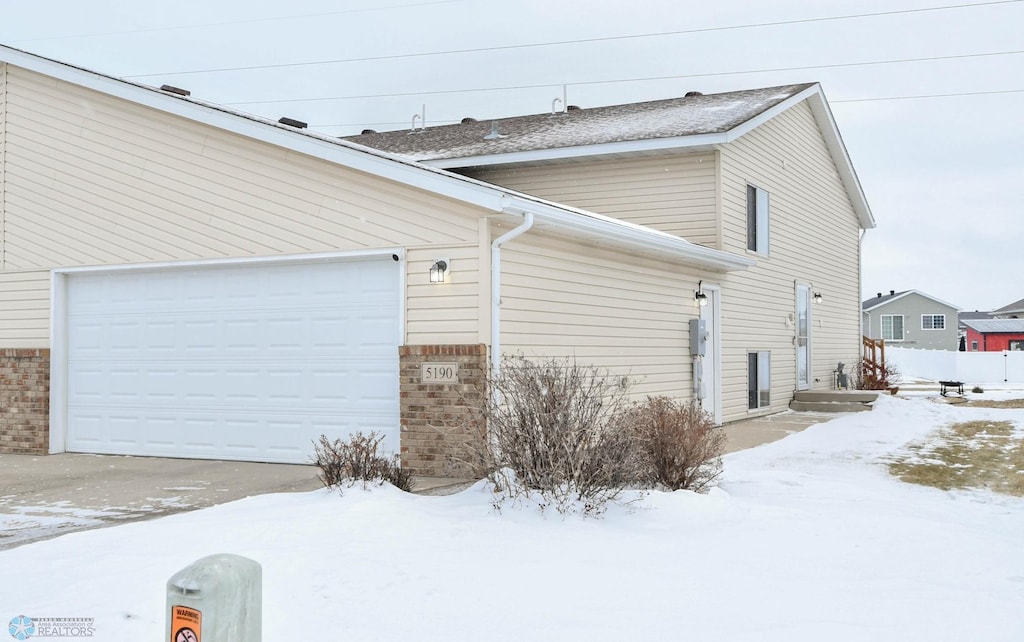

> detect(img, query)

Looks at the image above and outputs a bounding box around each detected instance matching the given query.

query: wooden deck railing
[862,336,886,388]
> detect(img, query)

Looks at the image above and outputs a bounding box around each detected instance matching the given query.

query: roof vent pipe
[551,97,563,114]
[484,122,506,140]
[877,292,882,298]
[890,290,895,296]
[159,84,191,97]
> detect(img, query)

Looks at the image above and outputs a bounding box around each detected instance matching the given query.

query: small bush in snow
[623,396,725,493]
[972,386,985,394]
[461,357,641,515]
[313,432,414,493]
[855,359,901,391]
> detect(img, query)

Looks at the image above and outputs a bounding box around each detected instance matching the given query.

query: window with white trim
[746,184,769,254]
[921,314,946,330]
[747,351,770,410]
[881,315,904,341]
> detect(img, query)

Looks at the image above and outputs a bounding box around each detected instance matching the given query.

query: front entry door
[796,284,812,390]
[699,285,722,424]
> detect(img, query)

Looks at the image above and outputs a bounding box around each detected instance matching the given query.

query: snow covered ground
[1,393,1022,641]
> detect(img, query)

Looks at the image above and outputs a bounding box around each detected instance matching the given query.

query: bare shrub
[855,358,901,391]
[313,431,414,493]
[624,396,725,492]
[461,356,641,515]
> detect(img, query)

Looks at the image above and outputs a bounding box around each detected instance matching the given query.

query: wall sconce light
[429,259,449,283]
[695,281,708,307]
[813,292,823,304]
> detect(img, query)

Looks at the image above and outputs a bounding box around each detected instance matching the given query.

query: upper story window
[971,340,979,351]
[1010,340,1024,351]
[746,184,769,254]
[881,315,904,341]
[921,314,946,330]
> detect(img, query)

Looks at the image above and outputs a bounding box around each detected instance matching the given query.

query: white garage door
[65,257,401,464]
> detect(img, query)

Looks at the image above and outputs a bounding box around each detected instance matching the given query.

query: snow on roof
[961,318,1024,333]
[344,84,815,161]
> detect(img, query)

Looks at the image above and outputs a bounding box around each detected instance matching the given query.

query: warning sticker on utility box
[171,605,201,642]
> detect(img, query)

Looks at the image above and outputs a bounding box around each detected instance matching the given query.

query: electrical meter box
[689,319,707,356]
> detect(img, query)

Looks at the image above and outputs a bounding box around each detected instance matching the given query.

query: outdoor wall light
[813,292,823,304]
[429,259,449,283]
[695,281,708,307]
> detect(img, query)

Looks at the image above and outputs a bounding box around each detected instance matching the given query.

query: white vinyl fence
[885,346,1024,384]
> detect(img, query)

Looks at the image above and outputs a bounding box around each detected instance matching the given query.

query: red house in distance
[962,319,1024,352]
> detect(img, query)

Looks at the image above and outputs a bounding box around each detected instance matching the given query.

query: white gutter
[490,210,535,374]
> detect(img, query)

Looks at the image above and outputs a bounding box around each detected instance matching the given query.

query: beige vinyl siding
[0,64,487,347]
[406,244,482,344]
[463,153,719,246]
[0,270,50,346]
[1,63,6,270]
[498,230,700,399]
[3,66,482,267]
[719,101,862,420]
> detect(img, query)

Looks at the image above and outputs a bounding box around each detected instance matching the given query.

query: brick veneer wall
[0,349,50,454]
[399,344,487,477]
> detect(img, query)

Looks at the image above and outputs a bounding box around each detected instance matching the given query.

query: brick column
[398,344,487,477]
[0,349,50,454]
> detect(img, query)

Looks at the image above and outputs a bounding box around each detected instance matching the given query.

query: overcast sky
[1,0,1021,311]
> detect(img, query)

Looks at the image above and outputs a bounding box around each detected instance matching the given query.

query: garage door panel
[66,257,401,464]
[69,408,400,464]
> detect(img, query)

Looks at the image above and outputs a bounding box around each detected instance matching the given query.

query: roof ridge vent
[360,129,377,135]
[483,121,506,140]
[461,117,478,124]
[566,105,581,111]
[159,84,191,97]
[685,91,703,97]
[278,117,307,129]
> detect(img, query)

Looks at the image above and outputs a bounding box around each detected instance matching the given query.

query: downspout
[490,211,535,374]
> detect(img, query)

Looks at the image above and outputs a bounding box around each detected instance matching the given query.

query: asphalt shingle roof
[344,83,815,161]
[862,291,909,310]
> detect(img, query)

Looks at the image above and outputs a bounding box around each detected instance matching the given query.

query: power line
[224,48,1024,106]
[5,0,466,43]
[123,0,1024,79]
[832,88,1024,102]
[312,88,1024,129]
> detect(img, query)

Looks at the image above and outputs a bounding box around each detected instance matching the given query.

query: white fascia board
[503,197,755,272]
[423,133,728,169]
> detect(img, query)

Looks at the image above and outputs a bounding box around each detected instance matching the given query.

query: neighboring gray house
[992,297,1024,319]
[862,290,960,350]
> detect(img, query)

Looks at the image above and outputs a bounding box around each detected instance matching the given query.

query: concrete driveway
[0,410,832,551]
[0,453,321,550]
